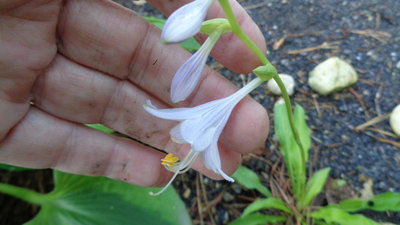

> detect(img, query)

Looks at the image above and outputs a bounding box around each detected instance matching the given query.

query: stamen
[161,153,179,168]
[178,151,199,174]
[150,150,199,196]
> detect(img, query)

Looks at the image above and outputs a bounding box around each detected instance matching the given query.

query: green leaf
[232,166,272,197]
[229,213,287,225]
[294,104,311,158]
[335,199,368,212]
[85,124,114,134]
[143,16,201,51]
[26,171,191,225]
[311,207,379,225]
[0,164,32,171]
[370,192,400,211]
[335,192,400,212]
[274,103,310,200]
[242,198,292,217]
[301,168,331,207]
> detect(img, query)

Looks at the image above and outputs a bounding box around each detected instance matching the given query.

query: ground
[1,0,399,224]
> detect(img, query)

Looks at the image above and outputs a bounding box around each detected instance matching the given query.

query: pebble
[308,57,358,95]
[396,61,400,69]
[267,74,295,96]
[183,188,191,199]
[231,184,242,194]
[390,104,400,136]
[223,192,234,201]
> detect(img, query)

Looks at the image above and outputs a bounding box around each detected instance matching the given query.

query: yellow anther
[161,153,180,168]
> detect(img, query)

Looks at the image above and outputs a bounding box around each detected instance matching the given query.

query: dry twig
[354,113,390,131]
[286,42,339,55]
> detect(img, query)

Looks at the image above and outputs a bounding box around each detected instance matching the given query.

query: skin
[0,0,269,187]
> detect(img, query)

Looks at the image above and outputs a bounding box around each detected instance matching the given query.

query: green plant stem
[0,183,50,205]
[218,0,269,65]
[218,0,306,170]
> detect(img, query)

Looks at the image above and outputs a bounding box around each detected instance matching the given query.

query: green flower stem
[217,0,269,65]
[218,0,306,183]
[0,183,50,205]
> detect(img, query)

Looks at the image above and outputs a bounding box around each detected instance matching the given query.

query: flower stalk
[218,0,306,194]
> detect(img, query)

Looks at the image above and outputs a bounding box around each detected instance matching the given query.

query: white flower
[161,0,215,43]
[144,77,263,195]
[170,32,221,103]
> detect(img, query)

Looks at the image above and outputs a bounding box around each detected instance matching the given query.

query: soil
[1,0,399,224]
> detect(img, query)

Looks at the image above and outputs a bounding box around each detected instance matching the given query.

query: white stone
[308,57,358,95]
[396,60,400,69]
[390,104,400,136]
[267,74,295,96]
[274,97,285,106]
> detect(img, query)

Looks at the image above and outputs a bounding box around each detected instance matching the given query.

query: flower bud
[161,0,214,43]
[170,32,221,103]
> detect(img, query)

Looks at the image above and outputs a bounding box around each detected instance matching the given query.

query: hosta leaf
[0,164,31,171]
[26,171,190,225]
[85,124,114,134]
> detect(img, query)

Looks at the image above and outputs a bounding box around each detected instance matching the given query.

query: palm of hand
[0,0,268,187]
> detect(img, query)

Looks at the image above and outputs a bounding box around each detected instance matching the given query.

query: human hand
[0,0,268,187]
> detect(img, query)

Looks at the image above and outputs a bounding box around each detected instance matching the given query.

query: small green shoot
[230,213,287,225]
[310,207,379,225]
[242,198,292,217]
[232,166,272,197]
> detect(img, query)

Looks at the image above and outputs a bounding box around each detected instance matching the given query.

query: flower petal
[170,33,220,103]
[143,99,225,121]
[169,124,187,144]
[201,142,234,182]
[192,127,216,151]
[161,0,214,43]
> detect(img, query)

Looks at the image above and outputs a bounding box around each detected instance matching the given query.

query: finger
[147,0,267,73]
[56,0,269,152]
[33,55,267,154]
[0,0,59,139]
[0,107,241,183]
[0,107,169,187]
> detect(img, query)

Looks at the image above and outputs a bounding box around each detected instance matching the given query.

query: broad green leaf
[0,164,31,171]
[301,168,331,208]
[85,124,114,134]
[311,207,379,225]
[143,16,201,51]
[232,166,272,197]
[274,103,310,200]
[335,192,400,212]
[229,213,287,225]
[26,171,191,225]
[242,198,292,217]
